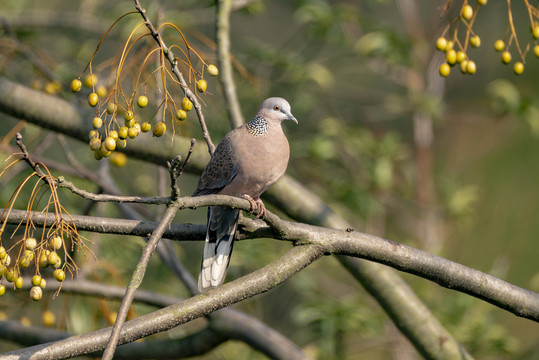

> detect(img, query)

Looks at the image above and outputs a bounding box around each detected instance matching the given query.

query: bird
[192,97,297,292]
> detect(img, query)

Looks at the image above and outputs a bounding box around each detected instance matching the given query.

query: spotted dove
[193,97,297,292]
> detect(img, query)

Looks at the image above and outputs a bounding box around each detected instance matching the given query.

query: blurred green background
[0,0,538,359]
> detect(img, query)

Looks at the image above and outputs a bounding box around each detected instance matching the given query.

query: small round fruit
[88,93,99,107]
[124,110,134,121]
[533,27,539,40]
[116,139,127,149]
[125,119,135,128]
[84,74,98,88]
[53,269,65,282]
[30,286,43,301]
[137,95,148,108]
[445,40,454,51]
[513,62,524,75]
[92,117,103,129]
[459,60,468,74]
[446,49,457,65]
[133,122,141,133]
[456,51,467,63]
[89,130,99,139]
[107,103,117,115]
[466,60,477,74]
[47,251,60,265]
[175,109,187,121]
[39,278,47,289]
[15,276,24,289]
[439,63,450,77]
[110,130,119,141]
[49,236,62,250]
[207,64,219,76]
[98,144,111,157]
[39,251,49,268]
[96,85,107,98]
[535,45,539,58]
[477,0,487,5]
[181,97,193,111]
[104,137,116,151]
[0,285,5,296]
[141,122,151,132]
[3,254,10,267]
[461,5,473,20]
[435,37,447,51]
[152,122,166,137]
[42,310,56,327]
[128,127,138,139]
[44,81,61,95]
[501,51,512,64]
[110,152,127,167]
[118,126,128,139]
[6,269,14,282]
[196,79,207,93]
[0,246,6,260]
[32,275,42,286]
[25,237,37,250]
[470,35,481,48]
[89,137,101,151]
[70,79,82,93]
[494,40,505,52]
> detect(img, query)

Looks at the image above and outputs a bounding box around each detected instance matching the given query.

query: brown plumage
[193,97,297,291]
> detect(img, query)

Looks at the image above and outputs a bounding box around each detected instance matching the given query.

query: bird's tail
[198,206,240,292]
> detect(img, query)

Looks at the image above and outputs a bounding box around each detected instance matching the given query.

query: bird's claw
[242,194,266,218]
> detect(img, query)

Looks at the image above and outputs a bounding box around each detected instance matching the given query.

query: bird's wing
[192,134,237,196]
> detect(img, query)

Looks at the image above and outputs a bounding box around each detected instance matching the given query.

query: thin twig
[133,0,215,154]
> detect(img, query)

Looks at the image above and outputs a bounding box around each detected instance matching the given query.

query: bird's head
[259,97,298,124]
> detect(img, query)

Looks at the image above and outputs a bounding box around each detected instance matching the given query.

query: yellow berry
[128,127,138,139]
[110,130,119,141]
[32,275,42,286]
[47,251,60,267]
[53,269,65,282]
[461,5,473,20]
[0,285,5,296]
[118,126,128,139]
[439,63,451,77]
[39,278,46,289]
[70,79,82,93]
[196,79,207,93]
[207,64,219,76]
[15,276,24,289]
[466,60,477,74]
[0,246,6,260]
[175,109,187,121]
[103,137,116,151]
[501,51,512,64]
[107,103,117,115]
[446,49,457,65]
[110,152,127,167]
[92,117,103,129]
[534,45,539,58]
[49,236,62,250]
[89,130,99,139]
[533,27,539,40]
[456,51,467,63]
[513,62,524,75]
[494,40,505,52]
[89,137,101,151]
[436,37,447,51]
[116,139,127,149]
[445,40,454,52]
[124,110,134,121]
[137,95,148,108]
[153,122,166,137]
[96,85,107,98]
[84,74,98,88]
[25,237,37,250]
[30,286,42,301]
[141,122,151,132]
[5,269,14,282]
[98,143,111,157]
[470,35,481,48]
[88,93,99,107]
[44,81,61,95]
[42,310,56,327]
[477,0,487,5]
[181,97,193,111]
[39,251,49,268]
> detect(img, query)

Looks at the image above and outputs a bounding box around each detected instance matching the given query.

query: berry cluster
[437,0,539,77]
[71,15,219,161]
[0,235,68,301]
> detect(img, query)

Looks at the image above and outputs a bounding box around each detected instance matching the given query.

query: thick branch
[3,245,322,360]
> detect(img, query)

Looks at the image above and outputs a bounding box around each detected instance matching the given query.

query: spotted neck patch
[245,116,268,136]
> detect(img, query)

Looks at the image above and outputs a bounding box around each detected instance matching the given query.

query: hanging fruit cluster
[70,15,219,161]
[436,0,539,77]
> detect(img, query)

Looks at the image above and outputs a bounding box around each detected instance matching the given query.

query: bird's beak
[287,113,298,124]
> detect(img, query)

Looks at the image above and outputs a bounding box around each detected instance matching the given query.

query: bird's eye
[273,105,280,111]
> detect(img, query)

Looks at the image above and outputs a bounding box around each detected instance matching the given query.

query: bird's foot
[241,194,266,218]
